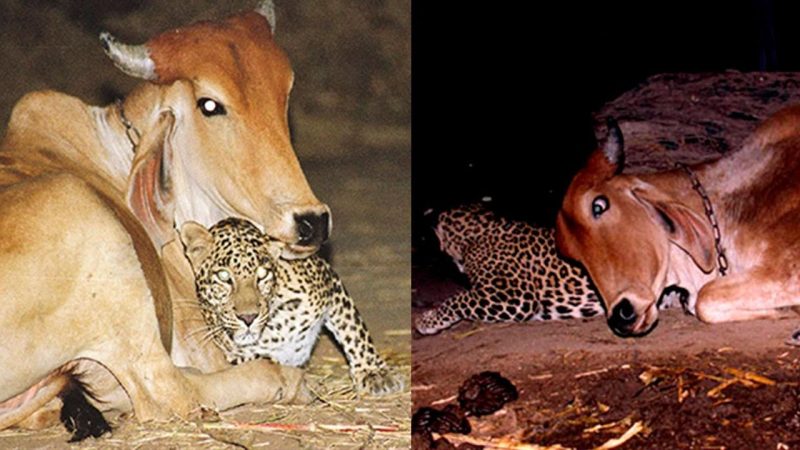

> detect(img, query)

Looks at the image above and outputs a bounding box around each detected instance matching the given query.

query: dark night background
[412,0,800,256]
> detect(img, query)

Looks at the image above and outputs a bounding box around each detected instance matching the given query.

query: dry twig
[436,432,572,449]
[204,420,400,433]
[593,421,644,450]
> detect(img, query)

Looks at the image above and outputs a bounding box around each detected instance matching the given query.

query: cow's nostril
[608,298,637,337]
[295,212,330,246]
[616,298,636,322]
[297,218,314,242]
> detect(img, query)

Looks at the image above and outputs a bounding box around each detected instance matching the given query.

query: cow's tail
[0,370,70,430]
[58,374,112,442]
[0,366,110,442]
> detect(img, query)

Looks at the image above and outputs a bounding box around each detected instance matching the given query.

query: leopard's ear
[179,221,214,269]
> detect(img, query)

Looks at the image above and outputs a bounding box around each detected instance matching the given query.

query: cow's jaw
[664,244,716,314]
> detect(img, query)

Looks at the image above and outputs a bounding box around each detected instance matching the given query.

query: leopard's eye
[216,269,231,283]
[255,266,270,280]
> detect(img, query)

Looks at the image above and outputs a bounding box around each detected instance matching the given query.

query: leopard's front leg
[414,291,476,335]
[323,275,405,396]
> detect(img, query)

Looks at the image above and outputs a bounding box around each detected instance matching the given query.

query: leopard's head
[179,218,283,360]
[435,203,496,271]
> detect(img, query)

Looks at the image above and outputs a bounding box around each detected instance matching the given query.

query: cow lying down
[556,109,800,343]
[0,1,340,440]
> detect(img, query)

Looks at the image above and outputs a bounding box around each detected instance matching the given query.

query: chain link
[116,99,140,151]
[675,163,728,276]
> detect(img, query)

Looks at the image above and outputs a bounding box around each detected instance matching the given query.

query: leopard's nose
[237,313,258,326]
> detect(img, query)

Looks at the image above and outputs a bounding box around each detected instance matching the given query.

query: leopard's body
[180,218,403,396]
[415,204,605,335]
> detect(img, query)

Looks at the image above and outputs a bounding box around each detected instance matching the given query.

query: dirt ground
[0,0,410,448]
[412,263,800,449]
[410,69,800,449]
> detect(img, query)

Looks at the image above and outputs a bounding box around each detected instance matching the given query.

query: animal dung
[412,405,471,436]
[457,371,519,416]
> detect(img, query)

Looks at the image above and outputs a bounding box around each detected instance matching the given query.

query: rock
[594,72,800,173]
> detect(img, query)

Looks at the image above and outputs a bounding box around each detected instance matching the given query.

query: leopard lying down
[180,218,404,396]
[415,204,604,335]
[415,204,603,334]
[416,204,687,335]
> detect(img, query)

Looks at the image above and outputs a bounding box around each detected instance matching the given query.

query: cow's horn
[603,117,625,171]
[255,0,276,34]
[99,32,157,81]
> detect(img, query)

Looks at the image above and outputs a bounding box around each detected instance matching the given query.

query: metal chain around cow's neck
[115,99,141,151]
[675,162,729,277]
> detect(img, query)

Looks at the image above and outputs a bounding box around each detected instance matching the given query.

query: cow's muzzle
[607,298,658,338]
[279,206,332,259]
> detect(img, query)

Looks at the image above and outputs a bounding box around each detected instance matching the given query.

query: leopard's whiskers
[172,298,204,311]
[198,328,225,346]
[186,323,224,342]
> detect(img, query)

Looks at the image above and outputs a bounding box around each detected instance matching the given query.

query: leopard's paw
[414,309,448,335]
[354,367,405,396]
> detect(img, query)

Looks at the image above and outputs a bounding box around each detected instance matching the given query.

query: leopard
[414,203,606,335]
[179,217,404,396]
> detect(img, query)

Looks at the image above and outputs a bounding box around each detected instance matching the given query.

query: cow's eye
[591,195,609,218]
[197,98,226,117]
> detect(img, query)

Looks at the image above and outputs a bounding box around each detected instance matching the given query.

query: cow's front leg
[180,360,314,409]
[694,269,800,324]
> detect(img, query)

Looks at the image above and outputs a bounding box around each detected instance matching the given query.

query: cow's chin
[282,243,320,260]
[632,303,661,337]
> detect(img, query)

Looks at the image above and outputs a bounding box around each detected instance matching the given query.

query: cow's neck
[0,92,127,194]
[91,102,138,189]
[99,83,167,183]
[640,146,778,294]
[110,84,243,241]
[640,169,721,301]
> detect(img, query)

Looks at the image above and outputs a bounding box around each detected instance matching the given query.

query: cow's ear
[601,118,625,174]
[127,110,176,251]
[633,188,716,273]
[179,221,213,269]
[581,118,625,183]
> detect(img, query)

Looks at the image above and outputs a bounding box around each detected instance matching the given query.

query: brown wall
[0,0,410,159]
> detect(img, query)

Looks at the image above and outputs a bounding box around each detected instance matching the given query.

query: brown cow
[556,111,800,341]
[0,1,331,436]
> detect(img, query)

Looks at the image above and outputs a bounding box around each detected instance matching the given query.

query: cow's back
[0,91,127,193]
